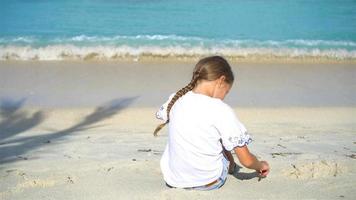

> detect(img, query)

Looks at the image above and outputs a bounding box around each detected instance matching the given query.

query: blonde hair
[154,56,234,136]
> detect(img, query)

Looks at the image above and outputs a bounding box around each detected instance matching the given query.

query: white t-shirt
[156,91,251,188]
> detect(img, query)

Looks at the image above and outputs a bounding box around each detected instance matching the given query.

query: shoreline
[2,55,356,65]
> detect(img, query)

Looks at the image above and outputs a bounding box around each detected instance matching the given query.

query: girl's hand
[258,161,270,177]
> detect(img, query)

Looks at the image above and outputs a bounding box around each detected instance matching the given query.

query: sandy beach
[0,61,355,200]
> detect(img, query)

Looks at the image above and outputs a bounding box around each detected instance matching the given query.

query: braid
[153,75,199,136]
[154,55,234,136]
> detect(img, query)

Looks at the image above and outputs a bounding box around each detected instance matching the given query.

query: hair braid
[153,76,199,136]
[154,55,234,136]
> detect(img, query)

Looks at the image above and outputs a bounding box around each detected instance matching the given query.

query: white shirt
[156,91,251,188]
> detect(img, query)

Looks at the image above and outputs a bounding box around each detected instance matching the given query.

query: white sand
[0,61,355,199]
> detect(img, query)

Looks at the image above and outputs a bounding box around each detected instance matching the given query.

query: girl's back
[158,90,249,188]
[154,56,269,190]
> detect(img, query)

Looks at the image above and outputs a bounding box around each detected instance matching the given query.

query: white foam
[286,39,356,47]
[12,36,35,43]
[1,44,355,61]
[48,34,205,43]
[223,39,356,48]
[2,35,356,47]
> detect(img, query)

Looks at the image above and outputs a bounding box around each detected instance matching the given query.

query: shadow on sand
[231,163,261,181]
[0,96,138,164]
[0,98,45,143]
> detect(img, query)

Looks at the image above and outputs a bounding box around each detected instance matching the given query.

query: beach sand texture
[0,61,355,200]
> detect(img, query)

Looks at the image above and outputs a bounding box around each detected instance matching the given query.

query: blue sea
[0,0,355,61]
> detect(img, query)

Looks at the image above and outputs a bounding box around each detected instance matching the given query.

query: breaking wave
[1,35,355,61]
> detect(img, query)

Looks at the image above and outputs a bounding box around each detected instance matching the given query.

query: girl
[154,56,269,190]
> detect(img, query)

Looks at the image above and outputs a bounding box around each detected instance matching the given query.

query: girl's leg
[222,145,237,174]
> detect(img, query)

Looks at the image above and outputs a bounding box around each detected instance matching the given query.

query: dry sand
[0,61,355,200]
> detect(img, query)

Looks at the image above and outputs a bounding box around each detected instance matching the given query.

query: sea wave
[1,34,355,61]
[1,44,355,61]
[69,34,204,42]
[1,35,356,47]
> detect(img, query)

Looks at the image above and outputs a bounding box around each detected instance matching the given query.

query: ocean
[0,0,355,61]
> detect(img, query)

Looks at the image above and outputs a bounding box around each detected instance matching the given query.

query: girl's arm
[234,146,270,177]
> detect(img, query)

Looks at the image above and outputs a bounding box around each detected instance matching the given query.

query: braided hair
[153,56,234,136]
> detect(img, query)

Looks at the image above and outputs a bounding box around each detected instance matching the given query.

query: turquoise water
[0,0,355,60]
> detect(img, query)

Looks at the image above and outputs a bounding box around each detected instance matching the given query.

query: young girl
[154,56,269,190]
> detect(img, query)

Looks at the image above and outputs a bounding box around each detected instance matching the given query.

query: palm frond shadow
[0,96,138,164]
[0,98,45,142]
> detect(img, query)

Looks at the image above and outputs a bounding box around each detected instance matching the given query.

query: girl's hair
[153,55,234,136]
